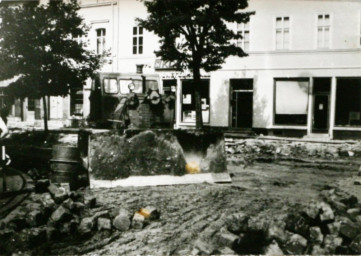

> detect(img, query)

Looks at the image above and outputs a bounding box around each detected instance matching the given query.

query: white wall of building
[78,0,361,133]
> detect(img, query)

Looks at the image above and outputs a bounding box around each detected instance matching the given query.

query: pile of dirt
[89,130,187,180]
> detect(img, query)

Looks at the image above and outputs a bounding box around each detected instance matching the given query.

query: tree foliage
[0,0,102,99]
[137,0,254,128]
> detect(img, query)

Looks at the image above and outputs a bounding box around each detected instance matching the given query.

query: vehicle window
[103,78,118,94]
[119,79,143,94]
[146,80,158,91]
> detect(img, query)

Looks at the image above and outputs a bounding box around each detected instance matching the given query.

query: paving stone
[225,212,249,234]
[92,210,109,220]
[264,240,284,256]
[285,214,309,237]
[339,217,360,240]
[214,246,236,255]
[28,227,47,247]
[50,205,71,224]
[324,234,343,254]
[309,226,323,244]
[140,206,160,220]
[113,214,131,231]
[311,244,327,255]
[193,238,215,255]
[98,217,112,231]
[84,196,97,208]
[46,226,59,241]
[284,233,307,254]
[216,230,240,248]
[327,221,341,234]
[70,202,85,214]
[69,191,84,202]
[304,201,320,220]
[35,179,50,193]
[350,234,361,253]
[347,208,361,217]
[340,195,358,208]
[319,202,335,222]
[25,210,43,227]
[266,223,287,245]
[48,184,68,204]
[132,212,145,229]
[78,217,94,235]
[62,198,74,210]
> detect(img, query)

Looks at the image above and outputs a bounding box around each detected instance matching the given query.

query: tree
[137,0,254,129]
[0,0,102,131]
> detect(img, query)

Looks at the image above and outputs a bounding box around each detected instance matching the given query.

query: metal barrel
[50,145,82,191]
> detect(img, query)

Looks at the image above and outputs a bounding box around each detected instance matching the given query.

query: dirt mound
[90,130,187,180]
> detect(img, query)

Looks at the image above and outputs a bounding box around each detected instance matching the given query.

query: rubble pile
[90,130,187,180]
[226,137,361,165]
[0,180,160,255]
[193,188,361,255]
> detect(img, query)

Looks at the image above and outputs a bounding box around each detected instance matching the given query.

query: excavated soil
[46,162,358,255]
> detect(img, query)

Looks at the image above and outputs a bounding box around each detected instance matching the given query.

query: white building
[30,0,361,138]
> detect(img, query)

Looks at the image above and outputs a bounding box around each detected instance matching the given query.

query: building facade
[78,0,361,139]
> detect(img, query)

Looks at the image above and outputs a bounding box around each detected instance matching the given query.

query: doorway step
[303,133,330,141]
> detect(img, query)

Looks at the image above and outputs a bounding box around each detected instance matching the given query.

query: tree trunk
[193,67,203,129]
[42,96,48,132]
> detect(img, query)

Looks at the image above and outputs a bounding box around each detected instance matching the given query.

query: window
[74,34,82,45]
[181,80,210,123]
[96,28,106,55]
[103,78,118,94]
[317,14,330,48]
[359,11,361,46]
[237,22,250,51]
[119,80,143,94]
[28,97,35,111]
[70,89,83,116]
[275,17,290,50]
[274,79,309,125]
[133,26,143,55]
[335,78,361,126]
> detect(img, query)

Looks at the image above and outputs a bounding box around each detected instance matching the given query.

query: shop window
[163,79,177,95]
[317,14,330,49]
[335,78,361,126]
[96,28,106,55]
[275,17,290,50]
[181,80,210,123]
[70,89,83,116]
[103,78,118,94]
[274,79,309,125]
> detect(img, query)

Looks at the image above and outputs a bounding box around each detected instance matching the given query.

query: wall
[79,0,361,130]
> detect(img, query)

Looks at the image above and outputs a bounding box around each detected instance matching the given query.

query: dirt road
[48,162,357,255]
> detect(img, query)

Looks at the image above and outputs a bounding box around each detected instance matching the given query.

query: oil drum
[50,145,82,191]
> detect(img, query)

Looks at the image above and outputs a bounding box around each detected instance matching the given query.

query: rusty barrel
[50,145,82,191]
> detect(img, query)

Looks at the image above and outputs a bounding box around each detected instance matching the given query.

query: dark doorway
[230,79,253,129]
[312,78,331,133]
